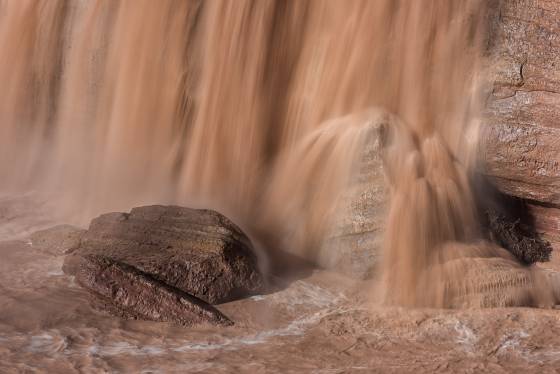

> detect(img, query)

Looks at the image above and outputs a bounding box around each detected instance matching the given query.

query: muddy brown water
[1,196,560,373]
[2,1,560,372]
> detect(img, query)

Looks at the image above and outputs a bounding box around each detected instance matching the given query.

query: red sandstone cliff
[482,0,560,250]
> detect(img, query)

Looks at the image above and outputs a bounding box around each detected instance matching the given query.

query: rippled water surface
[2,195,560,373]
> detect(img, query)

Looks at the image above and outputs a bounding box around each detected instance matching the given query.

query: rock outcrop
[75,255,232,326]
[481,0,560,250]
[319,114,388,279]
[63,205,264,325]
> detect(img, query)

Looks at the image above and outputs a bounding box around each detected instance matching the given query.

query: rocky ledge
[481,0,560,252]
[62,205,264,326]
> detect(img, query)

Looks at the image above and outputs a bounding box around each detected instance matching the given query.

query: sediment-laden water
[1,1,560,372]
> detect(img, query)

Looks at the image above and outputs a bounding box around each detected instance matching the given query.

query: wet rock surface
[63,205,264,325]
[75,255,232,327]
[482,0,560,249]
[320,118,387,279]
[30,224,85,256]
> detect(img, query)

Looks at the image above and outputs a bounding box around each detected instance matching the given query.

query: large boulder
[481,0,560,249]
[63,205,264,325]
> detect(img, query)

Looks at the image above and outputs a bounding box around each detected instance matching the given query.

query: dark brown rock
[486,209,552,264]
[63,205,264,305]
[75,255,232,326]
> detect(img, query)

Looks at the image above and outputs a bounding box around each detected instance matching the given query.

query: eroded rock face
[63,205,264,325]
[64,205,264,305]
[529,203,560,250]
[481,0,560,248]
[75,255,232,327]
[319,113,388,279]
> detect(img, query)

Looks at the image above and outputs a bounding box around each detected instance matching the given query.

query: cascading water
[0,0,558,309]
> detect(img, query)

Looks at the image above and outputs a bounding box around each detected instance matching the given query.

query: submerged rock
[63,205,264,325]
[258,109,390,280]
[30,225,85,256]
